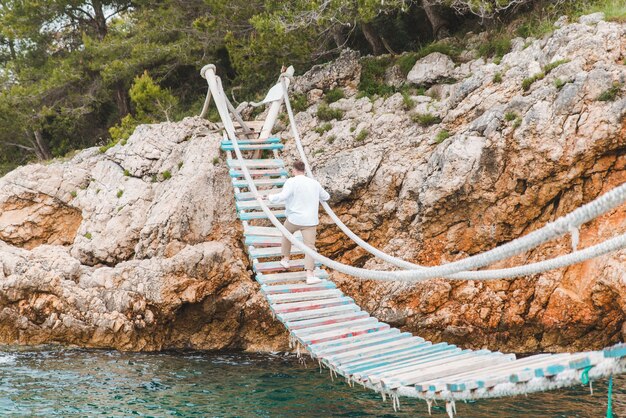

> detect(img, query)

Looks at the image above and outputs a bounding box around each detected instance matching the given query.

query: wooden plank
[254,259,321,273]
[230,168,288,178]
[239,210,286,221]
[285,311,369,331]
[345,344,457,376]
[245,235,301,247]
[277,303,360,322]
[309,329,402,355]
[261,281,336,295]
[221,137,281,145]
[604,343,626,359]
[236,188,282,201]
[250,246,303,259]
[327,336,426,364]
[221,143,284,151]
[227,159,284,169]
[267,289,343,304]
[316,332,412,358]
[399,353,516,390]
[294,317,379,337]
[237,200,284,210]
[244,226,290,237]
[355,348,466,383]
[299,322,389,346]
[256,269,329,285]
[373,351,485,387]
[271,297,354,314]
[232,178,286,188]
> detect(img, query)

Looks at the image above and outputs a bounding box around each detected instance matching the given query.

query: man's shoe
[306,276,322,285]
[279,259,291,269]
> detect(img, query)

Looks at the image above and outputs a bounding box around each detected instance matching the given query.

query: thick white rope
[205,67,626,281]
[277,74,626,279]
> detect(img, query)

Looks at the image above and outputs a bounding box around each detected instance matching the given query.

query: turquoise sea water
[0,347,624,417]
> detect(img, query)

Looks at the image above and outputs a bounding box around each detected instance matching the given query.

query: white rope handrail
[277,74,626,279]
[204,66,626,281]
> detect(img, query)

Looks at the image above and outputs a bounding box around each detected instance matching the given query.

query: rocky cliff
[0,14,624,353]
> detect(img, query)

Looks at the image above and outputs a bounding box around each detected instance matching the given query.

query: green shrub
[290,93,308,112]
[178,161,183,169]
[493,72,503,83]
[316,103,343,121]
[99,139,120,154]
[504,112,518,122]
[543,59,569,74]
[402,92,415,110]
[116,190,123,198]
[123,169,130,177]
[70,190,77,198]
[396,53,419,76]
[349,126,356,132]
[151,174,157,182]
[162,170,172,180]
[359,56,395,97]
[598,82,622,101]
[554,78,566,90]
[417,41,462,61]
[313,148,325,155]
[327,135,336,144]
[522,72,545,91]
[212,157,219,165]
[412,113,441,127]
[478,34,512,61]
[314,123,332,134]
[435,130,450,143]
[84,232,92,240]
[513,117,522,129]
[355,130,369,142]
[324,88,344,104]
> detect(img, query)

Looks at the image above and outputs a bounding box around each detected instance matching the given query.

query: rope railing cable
[277,74,626,279]
[207,68,626,281]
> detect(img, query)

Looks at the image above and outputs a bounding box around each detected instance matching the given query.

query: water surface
[0,347,623,417]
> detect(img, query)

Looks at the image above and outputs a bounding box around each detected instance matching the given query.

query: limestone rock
[407,52,455,85]
[292,49,361,94]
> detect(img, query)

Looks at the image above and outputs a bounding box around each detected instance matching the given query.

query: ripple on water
[0,347,624,417]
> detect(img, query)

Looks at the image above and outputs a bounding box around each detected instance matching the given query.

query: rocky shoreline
[0,14,624,353]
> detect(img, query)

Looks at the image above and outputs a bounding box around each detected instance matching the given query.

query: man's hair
[293,160,305,172]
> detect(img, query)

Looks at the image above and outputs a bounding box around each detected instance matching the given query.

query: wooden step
[285,311,369,331]
[253,259,321,273]
[256,269,328,285]
[294,317,379,337]
[227,159,284,169]
[261,281,336,295]
[267,289,343,304]
[245,235,302,247]
[230,168,288,178]
[299,322,390,346]
[250,246,303,259]
[232,178,286,188]
[277,303,359,322]
[238,210,285,221]
[314,331,412,357]
[236,200,284,211]
[309,329,401,354]
[328,337,427,365]
[244,226,287,237]
[236,188,282,200]
[221,143,284,151]
[221,137,280,146]
[272,297,354,314]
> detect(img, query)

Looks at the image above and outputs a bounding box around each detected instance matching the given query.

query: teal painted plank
[604,343,626,359]
[256,269,329,285]
[285,311,368,331]
[221,143,284,151]
[239,210,285,220]
[261,281,336,294]
[343,343,455,375]
[221,137,280,145]
[232,178,286,188]
[227,159,284,168]
[314,331,412,358]
[230,168,288,178]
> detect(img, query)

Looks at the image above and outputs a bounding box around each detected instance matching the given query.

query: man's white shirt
[268,175,330,226]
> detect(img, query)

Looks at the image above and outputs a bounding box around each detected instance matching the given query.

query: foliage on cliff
[0,0,623,174]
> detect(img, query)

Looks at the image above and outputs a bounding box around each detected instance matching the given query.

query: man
[268,160,330,284]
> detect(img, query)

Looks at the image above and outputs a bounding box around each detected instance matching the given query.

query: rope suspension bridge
[200,64,626,416]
